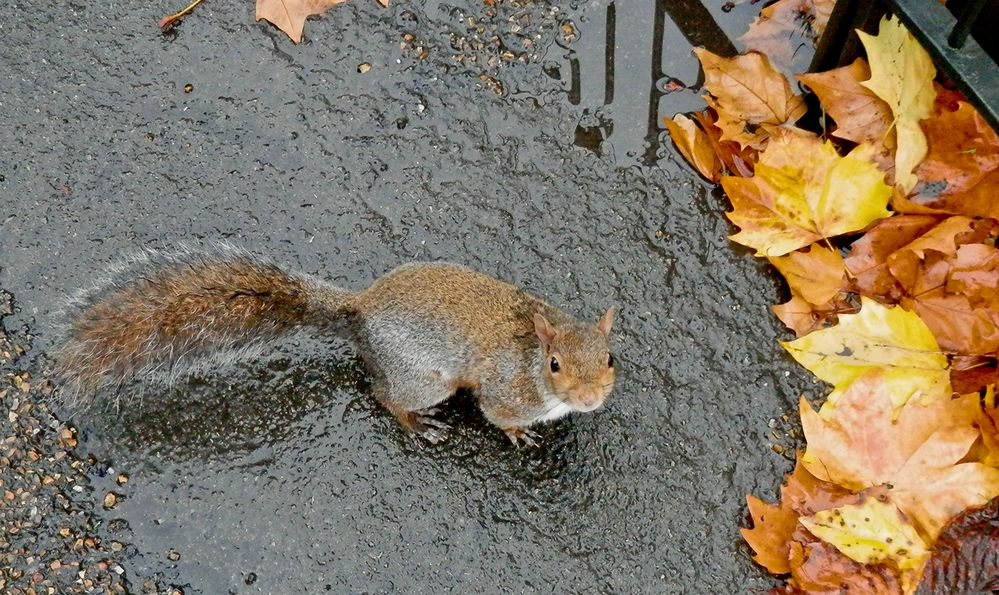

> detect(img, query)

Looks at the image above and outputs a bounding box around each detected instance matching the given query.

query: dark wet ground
[1,0,815,592]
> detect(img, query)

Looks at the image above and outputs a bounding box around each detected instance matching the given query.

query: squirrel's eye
[607,353,614,368]
[550,357,560,373]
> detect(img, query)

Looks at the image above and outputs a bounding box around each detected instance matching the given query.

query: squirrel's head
[534,307,616,413]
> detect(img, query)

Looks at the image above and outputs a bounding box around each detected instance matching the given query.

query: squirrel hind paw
[503,427,540,448]
[396,408,451,444]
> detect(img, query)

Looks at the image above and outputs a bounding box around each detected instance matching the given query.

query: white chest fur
[535,401,574,423]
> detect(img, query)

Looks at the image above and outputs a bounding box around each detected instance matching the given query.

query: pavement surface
[1,0,815,592]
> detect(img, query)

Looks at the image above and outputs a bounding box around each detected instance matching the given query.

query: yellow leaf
[781,297,949,410]
[858,15,936,192]
[693,49,806,149]
[722,135,892,256]
[799,498,929,594]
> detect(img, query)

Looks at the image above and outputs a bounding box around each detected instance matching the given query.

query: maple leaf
[742,455,857,573]
[857,15,936,192]
[722,133,892,256]
[882,217,999,356]
[256,0,380,43]
[799,373,999,540]
[663,114,722,182]
[781,298,950,410]
[797,58,896,173]
[799,498,930,593]
[948,243,999,308]
[740,0,835,77]
[897,100,999,219]
[693,49,806,149]
[843,214,943,302]
[769,244,857,336]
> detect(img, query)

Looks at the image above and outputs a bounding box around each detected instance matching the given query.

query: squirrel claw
[406,409,451,444]
[504,427,540,448]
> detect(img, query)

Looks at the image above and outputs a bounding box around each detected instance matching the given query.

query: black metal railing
[812,0,999,131]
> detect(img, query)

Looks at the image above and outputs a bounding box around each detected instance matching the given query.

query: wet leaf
[857,15,936,192]
[742,455,857,574]
[800,498,930,592]
[693,49,806,149]
[770,244,856,336]
[256,0,372,43]
[915,496,999,594]
[788,535,904,594]
[740,0,835,76]
[743,495,798,573]
[798,58,896,173]
[843,214,942,302]
[664,114,722,182]
[799,374,999,540]
[902,100,999,219]
[722,134,892,256]
[781,298,950,410]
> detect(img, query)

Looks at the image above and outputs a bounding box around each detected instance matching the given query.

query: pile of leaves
[666,9,999,594]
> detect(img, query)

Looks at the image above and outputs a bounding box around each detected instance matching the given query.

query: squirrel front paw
[502,427,540,448]
[400,407,451,444]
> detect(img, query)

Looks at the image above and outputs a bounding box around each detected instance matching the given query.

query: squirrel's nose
[574,389,603,409]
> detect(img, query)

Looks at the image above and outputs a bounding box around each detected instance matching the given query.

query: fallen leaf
[788,537,904,594]
[843,214,942,301]
[948,243,999,308]
[904,100,999,219]
[256,0,352,43]
[770,244,847,306]
[798,58,896,173]
[722,134,892,256]
[800,498,930,592]
[743,495,798,574]
[781,298,950,410]
[858,15,936,192]
[742,455,857,574]
[914,496,999,595]
[799,375,999,540]
[664,114,722,182]
[693,49,806,149]
[770,243,857,336]
[901,290,999,356]
[740,0,835,76]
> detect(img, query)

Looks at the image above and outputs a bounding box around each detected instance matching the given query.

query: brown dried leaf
[693,49,807,149]
[256,0,353,43]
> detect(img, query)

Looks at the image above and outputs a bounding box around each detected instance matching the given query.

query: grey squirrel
[54,244,617,445]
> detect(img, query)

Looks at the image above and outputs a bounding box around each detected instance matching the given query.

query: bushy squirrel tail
[53,243,352,406]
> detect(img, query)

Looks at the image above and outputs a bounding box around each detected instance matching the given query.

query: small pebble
[357,63,371,74]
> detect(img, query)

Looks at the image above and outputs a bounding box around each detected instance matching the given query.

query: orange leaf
[798,58,895,152]
[742,495,798,574]
[740,0,835,76]
[800,371,999,540]
[663,114,722,182]
[901,100,999,219]
[844,214,942,302]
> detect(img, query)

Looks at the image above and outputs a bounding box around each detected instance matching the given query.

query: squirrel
[53,244,617,445]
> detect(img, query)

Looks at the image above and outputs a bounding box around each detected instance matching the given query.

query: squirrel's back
[54,244,350,404]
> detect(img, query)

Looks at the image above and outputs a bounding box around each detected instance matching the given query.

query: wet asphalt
[0,0,815,592]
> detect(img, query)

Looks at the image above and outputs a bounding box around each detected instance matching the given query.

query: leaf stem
[159,0,206,30]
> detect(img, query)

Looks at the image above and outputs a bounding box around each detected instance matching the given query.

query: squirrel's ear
[597,306,615,336]
[533,312,557,348]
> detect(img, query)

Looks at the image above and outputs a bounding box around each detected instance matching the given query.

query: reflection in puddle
[559,0,741,166]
